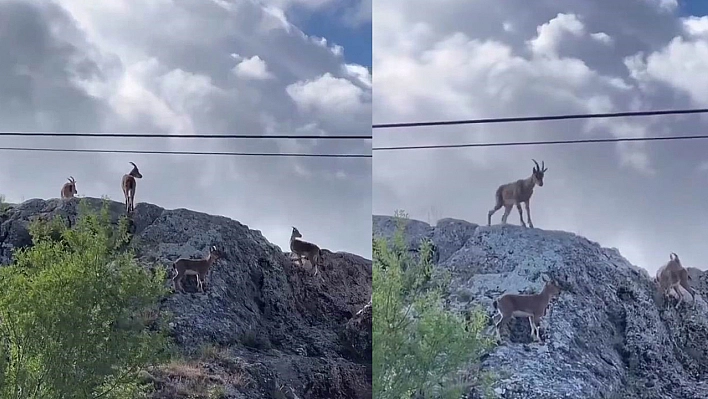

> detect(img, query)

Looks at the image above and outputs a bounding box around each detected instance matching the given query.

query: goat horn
[532,159,540,171]
[129,162,137,167]
[70,176,75,182]
[541,161,545,171]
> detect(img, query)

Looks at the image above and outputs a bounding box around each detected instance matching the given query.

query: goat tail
[492,300,498,310]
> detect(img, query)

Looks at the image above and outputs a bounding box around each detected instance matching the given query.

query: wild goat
[290,226,322,277]
[487,159,548,228]
[655,252,696,309]
[121,162,142,214]
[60,176,78,199]
[172,245,221,293]
[492,280,561,342]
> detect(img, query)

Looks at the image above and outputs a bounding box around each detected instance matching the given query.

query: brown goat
[121,162,142,213]
[488,159,548,228]
[290,226,322,277]
[655,252,696,309]
[492,280,561,342]
[172,245,221,293]
[60,176,78,199]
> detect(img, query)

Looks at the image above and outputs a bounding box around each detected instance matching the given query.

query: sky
[373,0,708,274]
[0,0,372,258]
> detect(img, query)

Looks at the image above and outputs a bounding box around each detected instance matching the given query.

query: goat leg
[525,202,534,229]
[501,205,512,225]
[516,203,526,228]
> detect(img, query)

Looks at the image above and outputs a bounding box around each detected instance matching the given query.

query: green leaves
[0,199,170,399]
[373,212,496,399]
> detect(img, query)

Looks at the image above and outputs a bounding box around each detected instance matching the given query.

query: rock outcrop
[373,215,708,399]
[0,197,372,399]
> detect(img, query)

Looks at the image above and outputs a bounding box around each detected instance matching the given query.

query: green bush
[0,200,170,399]
[373,211,496,399]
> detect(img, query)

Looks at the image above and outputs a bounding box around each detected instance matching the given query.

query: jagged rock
[0,197,372,399]
[341,300,372,363]
[373,215,708,399]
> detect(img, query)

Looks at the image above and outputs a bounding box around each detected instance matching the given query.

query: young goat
[121,162,143,214]
[290,226,322,277]
[488,159,548,228]
[655,252,696,309]
[60,176,78,199]
[492,280,561,342]
[172,245,221,293]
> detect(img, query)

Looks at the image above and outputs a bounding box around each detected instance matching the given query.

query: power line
[372,134,708,152]
[0,147,371,158]
[0,132,371,139]
[372,108,708,129]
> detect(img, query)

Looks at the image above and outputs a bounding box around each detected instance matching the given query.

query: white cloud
[625,32,708,106]
[682,16,708,37]
[343,64,372,88]
[286,72,370,122]
[528,13,585,57]
[233,55,275,80]
[590,32,613,45]
[646,0,678,12]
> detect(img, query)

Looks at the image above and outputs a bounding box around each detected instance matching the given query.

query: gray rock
[373,215,708,399]
[0,197,372,399]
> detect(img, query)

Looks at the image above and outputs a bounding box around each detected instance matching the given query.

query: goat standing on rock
[488,159,547,228]
[492,280,561,343]
[655,252,696,309]
[121,162,142,214]
[290,226,322,277]
[60,176,78,200]
[172,245,221,293]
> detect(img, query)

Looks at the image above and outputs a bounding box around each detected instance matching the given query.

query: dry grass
[150,345,255,398]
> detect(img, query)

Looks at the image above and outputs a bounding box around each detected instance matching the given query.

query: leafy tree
[0,200,170,399]
[373,211,496,399]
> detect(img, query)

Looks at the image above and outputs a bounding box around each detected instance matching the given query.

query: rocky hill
[373,215,708,399]
[0,197,372,399]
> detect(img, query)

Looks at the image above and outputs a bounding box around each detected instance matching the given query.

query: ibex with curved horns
[121,162,142,213]
[60,176,78,199]
[488,159,548,228]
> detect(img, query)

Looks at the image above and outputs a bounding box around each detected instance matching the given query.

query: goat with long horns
[60,176,78,200]
[487,159,548,228]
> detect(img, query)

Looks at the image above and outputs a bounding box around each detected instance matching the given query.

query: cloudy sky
[373,0,708,274]
[0,0,372,258]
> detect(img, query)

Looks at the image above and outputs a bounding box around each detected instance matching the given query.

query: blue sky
[681,0,708,17]
[287,3,372,68]
[305,14,372,67]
